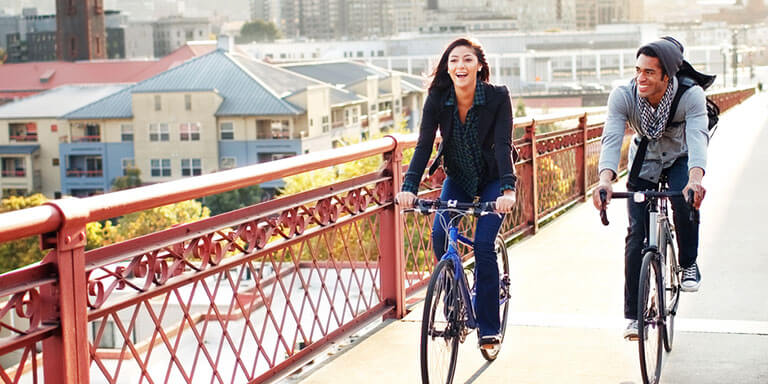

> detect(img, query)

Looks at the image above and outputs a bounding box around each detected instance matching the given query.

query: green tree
[237,20,281,43]
[112,200,211,243]
[0,47,6,64]
[112,167,142,191]
[515,98,527,117]
[0,194,49,273]
[202,185,269,216]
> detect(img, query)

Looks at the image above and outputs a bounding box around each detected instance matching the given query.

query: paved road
[291,91,768,384]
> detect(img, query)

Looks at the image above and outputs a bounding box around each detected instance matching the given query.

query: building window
[179,122,200,141]
[52,158,59,166]
[220,157,236,170]
[149,123,169,141]
[322,116,330,133]
[8,123,37,142]
[1,158,25,177]
[154,95,161,111]
[150,159,171,177]
[96,37,101,55]
[121,124,133,142]
[219,122,234,140]
[122,158,135,176]
[184,94,192,111]
[270,120,290,139]
[258,153,295,163]
[181,158,202,176]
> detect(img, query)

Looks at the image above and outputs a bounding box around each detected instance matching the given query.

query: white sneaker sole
[681,281,701,292]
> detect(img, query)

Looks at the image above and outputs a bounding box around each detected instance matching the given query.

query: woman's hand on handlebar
[395,191,417,209]
[495,189,516,213]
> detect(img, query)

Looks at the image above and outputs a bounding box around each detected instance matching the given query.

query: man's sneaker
[681,263,701,292]
[478,334,501,350]
[624,320,639,341]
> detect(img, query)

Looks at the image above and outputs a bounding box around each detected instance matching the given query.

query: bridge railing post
[527,120,539,233]
[579,113,589,202]
[39,199,91,384]
[380,137,406,319]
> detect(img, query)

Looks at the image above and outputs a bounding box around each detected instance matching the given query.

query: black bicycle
[406,199,511,384]
[599,181,697,384]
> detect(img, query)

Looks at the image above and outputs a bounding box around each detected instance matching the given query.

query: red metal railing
[0,86,755,384]
[66,170,104,178]
[1,170,26,177]
[8,135,37,142]
[71,136,101,143]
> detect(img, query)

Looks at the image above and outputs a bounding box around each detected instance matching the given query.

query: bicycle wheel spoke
[638,254,664,384]
[421,260,460,384]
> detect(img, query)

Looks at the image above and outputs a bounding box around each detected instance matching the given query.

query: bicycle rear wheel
[480,235,511,361]
[638,252,664,384]
[661,225,680,352]
[421,259,460,384]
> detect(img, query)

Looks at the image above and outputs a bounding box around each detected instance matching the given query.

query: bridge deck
[292,92,768,384]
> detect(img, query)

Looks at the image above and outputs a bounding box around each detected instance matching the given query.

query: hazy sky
[0,0,251,19]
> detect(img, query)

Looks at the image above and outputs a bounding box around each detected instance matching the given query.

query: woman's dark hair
[428,37,490,92]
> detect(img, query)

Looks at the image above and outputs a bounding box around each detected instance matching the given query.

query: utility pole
[732,28,739,87]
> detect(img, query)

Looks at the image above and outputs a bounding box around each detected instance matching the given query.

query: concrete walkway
[292,91,768,384]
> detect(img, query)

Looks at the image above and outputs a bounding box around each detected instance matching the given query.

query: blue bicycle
[408,199,511,384]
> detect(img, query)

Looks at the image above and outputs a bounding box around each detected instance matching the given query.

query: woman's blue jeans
[432,177,504,337]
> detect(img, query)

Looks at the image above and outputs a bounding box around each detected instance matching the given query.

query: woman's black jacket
[402,82,517,193]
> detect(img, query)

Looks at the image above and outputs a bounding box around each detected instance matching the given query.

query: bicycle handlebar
[409,199,497,216]
[598,189,698,226]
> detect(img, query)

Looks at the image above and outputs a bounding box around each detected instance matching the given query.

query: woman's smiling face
[447,45,481,89]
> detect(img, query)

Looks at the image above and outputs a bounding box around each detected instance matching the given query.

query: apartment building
[0,85,127,197]
[0,47,424,198]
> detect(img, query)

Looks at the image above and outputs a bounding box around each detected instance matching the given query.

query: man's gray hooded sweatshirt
[598,38,708,184]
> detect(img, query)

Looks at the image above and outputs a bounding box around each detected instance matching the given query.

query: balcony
[1,169,26,177]
[70,135,101,143]
[9,135,37,143]
[66,169,104,178]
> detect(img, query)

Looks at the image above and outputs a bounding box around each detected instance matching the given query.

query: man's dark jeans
[624,156,699,319]
[432,177,503,337]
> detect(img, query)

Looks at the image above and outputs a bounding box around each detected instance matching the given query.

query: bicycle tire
[661,224,680,352]
[421,259,460,384]
[637,252,664,384]
[480,235,511,361]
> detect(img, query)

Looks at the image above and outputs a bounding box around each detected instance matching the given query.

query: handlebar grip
[687,190,700,224]
[599,189,609,226]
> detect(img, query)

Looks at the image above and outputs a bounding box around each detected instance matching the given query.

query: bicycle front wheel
[421,259,460,384]
[637,252,664,384]
[661,226,680,352]
[480,235,511,362]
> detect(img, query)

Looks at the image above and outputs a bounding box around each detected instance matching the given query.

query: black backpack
[628,60,718,189]
[669,60,720,137]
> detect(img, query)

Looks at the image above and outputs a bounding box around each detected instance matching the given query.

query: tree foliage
[112,167,142,191]
[237,20,280,43]
[202,185,269,216]
[0,192,212,273]
[0,194,49,274]
[515,98,527,117]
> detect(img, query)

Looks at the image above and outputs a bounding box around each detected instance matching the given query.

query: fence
[0,86,755,384]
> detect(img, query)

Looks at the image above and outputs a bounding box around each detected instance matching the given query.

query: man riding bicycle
[592,37,707,340]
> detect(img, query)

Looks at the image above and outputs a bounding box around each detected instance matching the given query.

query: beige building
[0,85,127,198]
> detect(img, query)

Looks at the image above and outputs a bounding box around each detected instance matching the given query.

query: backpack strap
[666,79,692,128]
[628,78,692,189]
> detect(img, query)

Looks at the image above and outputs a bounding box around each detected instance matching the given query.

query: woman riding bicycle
[395,37,517,349]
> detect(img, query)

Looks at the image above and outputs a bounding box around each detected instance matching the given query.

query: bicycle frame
[441,221,480,331]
